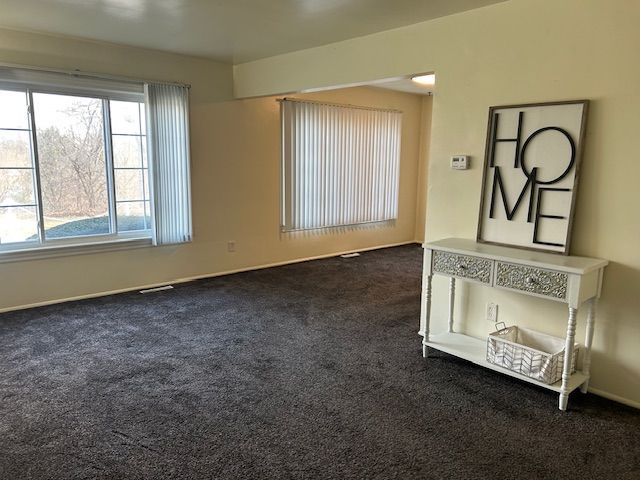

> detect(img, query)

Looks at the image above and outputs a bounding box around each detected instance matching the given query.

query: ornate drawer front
[432,251,492,284]
[495,262,567,299]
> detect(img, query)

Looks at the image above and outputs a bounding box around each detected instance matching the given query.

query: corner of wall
[414,95,433,243]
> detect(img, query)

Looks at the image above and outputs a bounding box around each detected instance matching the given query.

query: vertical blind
[145,83,193,245]
[281,99,401,232]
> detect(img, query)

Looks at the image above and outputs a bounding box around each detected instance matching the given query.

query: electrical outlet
[227,241,236,253]
[486,302,498,323]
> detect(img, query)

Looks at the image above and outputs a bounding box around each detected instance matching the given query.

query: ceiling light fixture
[411,74,436,86]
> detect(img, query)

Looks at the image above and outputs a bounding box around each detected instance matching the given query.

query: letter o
[520,126,576,185]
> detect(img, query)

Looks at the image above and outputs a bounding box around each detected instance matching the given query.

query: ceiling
[0,0,506,64]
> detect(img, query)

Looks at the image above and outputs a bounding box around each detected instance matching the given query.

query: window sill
[0,236,153,264]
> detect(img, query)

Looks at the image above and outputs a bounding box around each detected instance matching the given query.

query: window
[0,68,192,258]
[35,93,111,239]
[109,100,150,233]
[280,99,401,232]
[0,87,150,250]
[0,90,38,244]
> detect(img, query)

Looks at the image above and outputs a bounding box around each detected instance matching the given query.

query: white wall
[233,0,640,406]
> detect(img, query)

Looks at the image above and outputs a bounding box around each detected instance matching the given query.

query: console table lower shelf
[423,331,589,394]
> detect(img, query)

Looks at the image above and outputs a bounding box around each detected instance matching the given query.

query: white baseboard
[0,240,418,314]
[587,387,640,410]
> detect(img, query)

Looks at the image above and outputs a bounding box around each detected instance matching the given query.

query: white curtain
[145,83,193,245]
[281,99,401,231]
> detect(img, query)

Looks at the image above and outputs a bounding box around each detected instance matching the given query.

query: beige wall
[234,0,640,406]
[0,28,428,312]
[414,95,432,243]
[0,28,233,104]
[187,85,426,278]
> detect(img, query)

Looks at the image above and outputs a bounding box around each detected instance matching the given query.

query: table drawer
[495,262,568,299]
[432,251,492,284]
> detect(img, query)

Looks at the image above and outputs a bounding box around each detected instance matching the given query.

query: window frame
[0,80,152,260]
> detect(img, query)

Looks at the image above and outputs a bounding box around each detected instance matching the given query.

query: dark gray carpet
[0,245,638,480]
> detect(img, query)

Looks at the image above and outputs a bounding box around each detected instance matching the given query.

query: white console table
[420,238,608,411]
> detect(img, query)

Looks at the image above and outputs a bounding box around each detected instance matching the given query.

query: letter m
[489,166,538,222]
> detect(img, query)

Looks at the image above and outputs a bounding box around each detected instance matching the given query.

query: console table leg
[580,298,597,393]
[448,278,455,333]
[559,306,578,411]
[421,274,433,358]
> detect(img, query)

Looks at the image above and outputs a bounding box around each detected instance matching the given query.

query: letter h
[489,111,524,168]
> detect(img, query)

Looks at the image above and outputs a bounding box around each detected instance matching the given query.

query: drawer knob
[457,263,467,270]
[525,276,538,285]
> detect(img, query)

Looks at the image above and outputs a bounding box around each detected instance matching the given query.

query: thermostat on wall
[451,155,469,170]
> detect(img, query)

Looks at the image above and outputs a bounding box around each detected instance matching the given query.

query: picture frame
[476,100,589,255]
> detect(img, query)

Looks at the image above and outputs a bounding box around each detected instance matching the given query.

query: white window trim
[0,236,152,264]
[0,73,152,258]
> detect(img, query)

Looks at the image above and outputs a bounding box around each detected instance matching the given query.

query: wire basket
[486,324,579,385]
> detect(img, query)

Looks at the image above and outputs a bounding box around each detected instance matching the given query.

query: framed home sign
[477,100,589,255]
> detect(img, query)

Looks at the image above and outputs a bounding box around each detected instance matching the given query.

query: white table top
[423,238,608,275]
